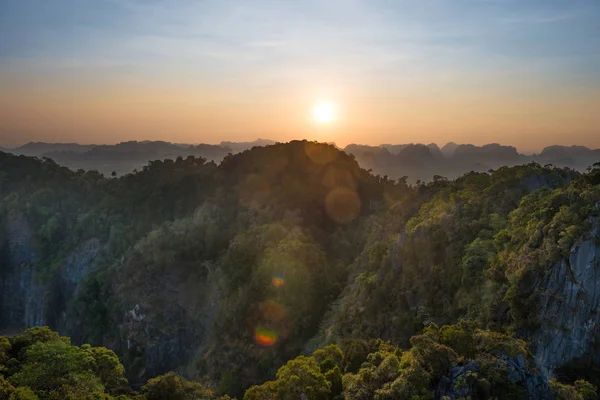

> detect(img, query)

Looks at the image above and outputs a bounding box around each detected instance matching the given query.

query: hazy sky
[1,0,599,151]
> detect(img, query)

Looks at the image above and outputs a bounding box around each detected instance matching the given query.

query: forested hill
[0,141,599,399]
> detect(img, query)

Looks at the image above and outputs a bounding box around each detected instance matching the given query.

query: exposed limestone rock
[49,238,101,330]
[436,356,551,399]
[0,210,100,331]
[127,305,146,322]
[501,355,552,399]
[533,224,600,373]
[62,238,101,286]
[436,361,480,399]
[0,211,38,328]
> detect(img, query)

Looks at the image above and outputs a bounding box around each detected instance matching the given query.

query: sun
[313,101,336,124]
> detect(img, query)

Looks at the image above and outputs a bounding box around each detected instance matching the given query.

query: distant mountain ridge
[343,142,599,182]
[11,142,95,156]
[441,141,459,156]
[3,140,599,182]
[219,138,277,152]
[5,139,283,176]
[6,140,237,176]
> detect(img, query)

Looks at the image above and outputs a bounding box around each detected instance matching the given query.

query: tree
[81,345,128,394]
[141,372,212,400]
[550,379,598,400]
[243,381,277,400]
[340,339,370,373]
[313,344,344,371]
[8,340,103,399]
[438,323,476,358]
[244,357,330,400]
[574,380,597,400]
[1,375,16,399]
[274,356,331,400]
[9,327,64,358]
[0,336,10,364]
[7,387,39,400]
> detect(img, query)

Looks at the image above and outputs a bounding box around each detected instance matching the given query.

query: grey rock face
[533,227,600,373]
[48,238,101,330]
[436,362,480,399]
[0,210,39,328]
[62,238,101,286]
[0,210,100,332]
[501,355,552,399]
[436,357,551,400]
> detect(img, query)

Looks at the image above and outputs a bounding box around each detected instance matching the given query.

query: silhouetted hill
[344,144,382,155]
[349,142,598,182]
[455,143,518,157]
[427,143,445,159]
[6,139,275,177]
[343,144,397,175]
[379,143,411,155]
[12,142,95,157]
[441,141,459,156]
[536,145,600,170]
[380,142,449,160]
[540,145,595,158]
[397,144,437,165]
[219,138,276,152]
[453,143,523,166]
[5,141,232,176]
[345,143,443,182]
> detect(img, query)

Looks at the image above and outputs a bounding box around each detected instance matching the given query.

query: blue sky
[0,0,599,149]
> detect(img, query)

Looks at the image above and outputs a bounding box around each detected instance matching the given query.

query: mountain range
[344,142,600,182]
[4,140,599,182]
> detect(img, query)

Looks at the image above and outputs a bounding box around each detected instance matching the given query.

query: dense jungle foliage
[1,141,599,399]
[1,326,596,399]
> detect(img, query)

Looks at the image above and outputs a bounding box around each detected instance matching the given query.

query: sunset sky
[1,0,599,151]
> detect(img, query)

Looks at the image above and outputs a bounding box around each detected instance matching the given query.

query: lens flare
[325,187,361,224]
[272,277,285,288]
[305,141,338,165]
[238,174,271,207]
[250,301,289,346]
[255,327,278,346]
[259,300,287,321]
[322,167,357,190]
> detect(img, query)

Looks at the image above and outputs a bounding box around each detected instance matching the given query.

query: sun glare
[313,101,336,124]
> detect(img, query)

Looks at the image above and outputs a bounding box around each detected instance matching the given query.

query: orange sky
[1,0,599,152]
[1,76,598,152]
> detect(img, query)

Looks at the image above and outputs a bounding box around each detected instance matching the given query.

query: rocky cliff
[0,210,38,329]
[437,355,551,400]
[533,222,600,374]
[0,210,100,334]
